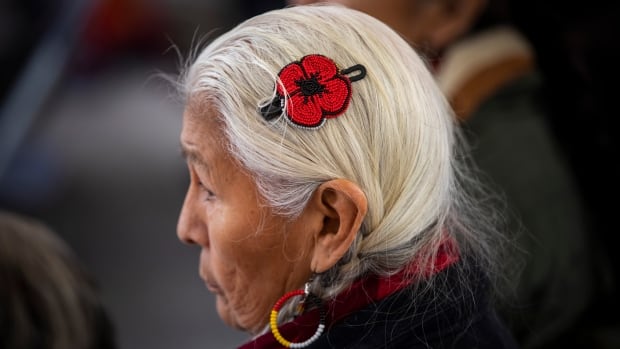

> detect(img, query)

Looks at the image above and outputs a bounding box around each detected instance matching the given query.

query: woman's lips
[200,269,221,294]
[205,281,221,294]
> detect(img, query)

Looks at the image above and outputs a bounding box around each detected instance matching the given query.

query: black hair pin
[259,96,284,121]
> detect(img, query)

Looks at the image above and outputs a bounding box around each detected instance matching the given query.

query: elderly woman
[177,4,516,349]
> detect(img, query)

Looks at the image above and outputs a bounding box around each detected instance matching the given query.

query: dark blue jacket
[309,264,518,349]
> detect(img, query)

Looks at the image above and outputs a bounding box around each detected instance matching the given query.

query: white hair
[182,4,506,298]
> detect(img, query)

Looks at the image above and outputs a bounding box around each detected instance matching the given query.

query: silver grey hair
[182,4,505,299]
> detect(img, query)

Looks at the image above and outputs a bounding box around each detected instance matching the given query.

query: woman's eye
[198,181,216,201]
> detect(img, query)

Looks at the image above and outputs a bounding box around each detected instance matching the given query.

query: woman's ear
[308,179,368,273]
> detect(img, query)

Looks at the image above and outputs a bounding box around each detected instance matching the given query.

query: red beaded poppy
[259,54,366,129]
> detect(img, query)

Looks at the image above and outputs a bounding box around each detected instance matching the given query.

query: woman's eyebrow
[180,145,210,171]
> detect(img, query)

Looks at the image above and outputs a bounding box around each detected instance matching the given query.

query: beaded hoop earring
[270,283,326,348]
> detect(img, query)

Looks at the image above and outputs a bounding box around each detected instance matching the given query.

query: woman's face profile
[177,103,315,334]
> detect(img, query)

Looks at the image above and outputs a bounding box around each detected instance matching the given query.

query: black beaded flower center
[297,73,325,96]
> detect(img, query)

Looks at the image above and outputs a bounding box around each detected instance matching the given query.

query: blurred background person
[0,210,116,349]
[513,4,620,347]
[289,1,596,348]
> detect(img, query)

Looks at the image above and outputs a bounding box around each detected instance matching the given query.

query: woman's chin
[216,297,265,335]
[216,297,246,331]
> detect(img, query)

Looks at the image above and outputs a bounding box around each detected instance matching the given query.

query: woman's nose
[177,190,208,247]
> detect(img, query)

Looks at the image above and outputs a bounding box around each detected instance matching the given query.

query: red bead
[273,289,305,311]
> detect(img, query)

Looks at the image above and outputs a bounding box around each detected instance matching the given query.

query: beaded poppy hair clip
[259,54,366,129]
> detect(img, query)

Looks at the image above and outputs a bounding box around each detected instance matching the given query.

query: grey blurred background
[0,0,283,348]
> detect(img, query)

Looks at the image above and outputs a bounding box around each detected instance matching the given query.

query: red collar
[238,240,458,349]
